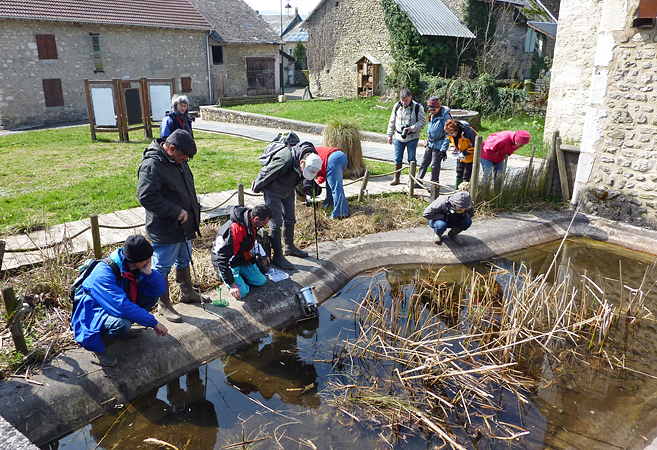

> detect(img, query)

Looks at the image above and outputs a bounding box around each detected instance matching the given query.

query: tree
[292,41,307,70]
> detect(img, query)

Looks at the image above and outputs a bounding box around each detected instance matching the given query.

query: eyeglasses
[429,107,439,111]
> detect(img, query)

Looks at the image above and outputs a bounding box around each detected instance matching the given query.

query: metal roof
[0,0,211,30]
[286,29,308,43]
[527,21,557,39]
[394,0,475,38]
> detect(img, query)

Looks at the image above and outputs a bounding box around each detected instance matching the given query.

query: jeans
[480,159,505,181]
[429,215,472,237]
[393,138,419,165]
[264,190,296,233]
[323,151,349,218]
[219,263,267,298]
[101,294,159,340]
[152,241,192,278]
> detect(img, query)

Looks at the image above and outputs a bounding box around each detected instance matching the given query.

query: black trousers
[456,161,473,182]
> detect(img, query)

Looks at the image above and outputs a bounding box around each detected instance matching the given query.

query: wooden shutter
[181,77,192,93]
[36,35,58,59]
[43,79,64,107]
[634,0,657,27]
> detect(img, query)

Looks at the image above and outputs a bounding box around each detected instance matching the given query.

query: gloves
[439,151,447,162]
[302,179,322,197]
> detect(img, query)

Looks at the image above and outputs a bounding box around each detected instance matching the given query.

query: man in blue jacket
[71,235,169,367]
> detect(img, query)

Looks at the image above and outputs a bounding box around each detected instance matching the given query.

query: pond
[42,237,657,450]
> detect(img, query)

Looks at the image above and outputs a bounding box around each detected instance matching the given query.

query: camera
[401,124,410,139]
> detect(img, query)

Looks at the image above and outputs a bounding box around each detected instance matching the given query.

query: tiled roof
[0,0,211,30]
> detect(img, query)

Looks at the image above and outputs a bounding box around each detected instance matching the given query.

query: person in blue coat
[417,96,452,188]
[71,235,169,367]
[160,94,194,139]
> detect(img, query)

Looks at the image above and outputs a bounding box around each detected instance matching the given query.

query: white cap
[302,153,322,180]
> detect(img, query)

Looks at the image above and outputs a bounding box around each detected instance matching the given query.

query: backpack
[69,257,121,324]
[393,101,421,124]
[259,131,301,166]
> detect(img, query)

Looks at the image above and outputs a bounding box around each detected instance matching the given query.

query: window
[36,34,58,60]
[181,77,192,93]
[212,46,223,64]
[43,79,64,107]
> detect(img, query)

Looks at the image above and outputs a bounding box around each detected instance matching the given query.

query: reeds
[322,118,365,178]
[327,252,654,448]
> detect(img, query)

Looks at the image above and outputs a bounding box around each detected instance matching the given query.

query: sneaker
[433,234,442,244]
[93,351,118,367]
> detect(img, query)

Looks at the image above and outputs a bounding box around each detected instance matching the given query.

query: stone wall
[548,0,657,229]
[211,42,280,99]
[305,0,395,99]
[0,20,209,129]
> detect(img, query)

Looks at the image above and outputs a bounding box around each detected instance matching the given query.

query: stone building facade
[304,0,395,98]
[545,0,657,229]
[0,20,209,129]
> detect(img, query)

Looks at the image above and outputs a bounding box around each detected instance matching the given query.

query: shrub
[322,119,365,178]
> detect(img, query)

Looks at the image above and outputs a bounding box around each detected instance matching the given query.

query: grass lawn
[228,97,547,157]
[0,126,393,233]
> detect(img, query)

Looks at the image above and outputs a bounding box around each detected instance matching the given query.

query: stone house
[261,7,308,86]
[544,0,657,228]
[0,0,282,130]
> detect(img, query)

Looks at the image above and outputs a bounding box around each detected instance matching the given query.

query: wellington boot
[176,266,210,304]
[390,164,402,186]
[158,284,182,323]
[448,228,464,245]
[93,351,118,367]
[455,177,463,189]
[270,229,294,270]
[283,224,308,257]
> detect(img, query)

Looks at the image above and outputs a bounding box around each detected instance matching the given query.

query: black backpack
[393,101,421,123]
[69,257,121,324]
[259,131,301,166]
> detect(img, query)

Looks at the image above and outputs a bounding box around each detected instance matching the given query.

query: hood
[230,205,250,228]
[142,139,171,163]
[449,191,473,209]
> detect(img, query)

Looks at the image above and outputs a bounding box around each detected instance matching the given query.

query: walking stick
[181,224,206,311]
[312,185,319,259]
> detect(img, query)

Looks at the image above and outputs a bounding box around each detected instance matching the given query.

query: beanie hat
[427,96,441,109]
[303,153,323,180]
[166,129,197,158]
[449,191,473,209]
[123,235,153,263]
[515,130,531,146]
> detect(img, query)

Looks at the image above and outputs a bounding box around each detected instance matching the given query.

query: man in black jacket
[137,129,209,323]
[211,204,271,300]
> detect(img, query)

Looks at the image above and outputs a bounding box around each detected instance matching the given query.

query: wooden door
[246,58,275,96]
[213,74,227,100]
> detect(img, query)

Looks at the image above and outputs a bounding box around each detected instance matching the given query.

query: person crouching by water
[423,190,475,245]
[211,204,272,301]
[71,235,169,367]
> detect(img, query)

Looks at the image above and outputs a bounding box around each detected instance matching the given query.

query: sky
[242,0,321,16]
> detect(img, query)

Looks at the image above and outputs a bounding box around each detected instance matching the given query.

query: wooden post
[90,214,102,259]
[496,155,509,206]
[545,130,559,198]
[140,77,153,139]
[84,79,97,141]
[522,145,536,200]
[471,136,482,202]
[358,170,370,202]
[430,184,438,202]
[3,287,28,355]
[238,183,245,206]
[409,161,416,197]
[555,136,570,201]
[0,240,5,272]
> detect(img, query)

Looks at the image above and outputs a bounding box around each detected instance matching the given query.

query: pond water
[42,237,657,450]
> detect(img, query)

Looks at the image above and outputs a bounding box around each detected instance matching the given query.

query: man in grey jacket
[386,88,427,186]
[423,190,474,245]
[137,129,209,323]
[252,142,321,270]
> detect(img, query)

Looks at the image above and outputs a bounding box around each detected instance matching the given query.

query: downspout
[206,31,213,105]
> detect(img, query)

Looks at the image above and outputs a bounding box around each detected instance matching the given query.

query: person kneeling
[212,204,272,300]
[423,191,474,245]
[71,235,169,367]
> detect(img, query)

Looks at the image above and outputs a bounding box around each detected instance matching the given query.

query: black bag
[69,257,120,324]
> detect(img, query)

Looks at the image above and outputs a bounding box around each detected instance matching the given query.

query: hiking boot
[283,224,308,257]
[448,228,464,245]
[433,234,443,245]
[177,266,210,304]
[93,351,118,367]
[158,283,182,323]
[271,229,294,270]
[390,164,402,186]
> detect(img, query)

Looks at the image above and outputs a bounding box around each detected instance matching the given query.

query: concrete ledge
[2,210,657,446]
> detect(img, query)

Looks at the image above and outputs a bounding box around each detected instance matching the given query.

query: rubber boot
[448,227,464,245]
[158,282,182,323]
[271,229,294,270]
[176,266,210,304]
[94,337,118,367]
[283,224,308,257]
[455,177,463,189]
[390,164,402,186]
